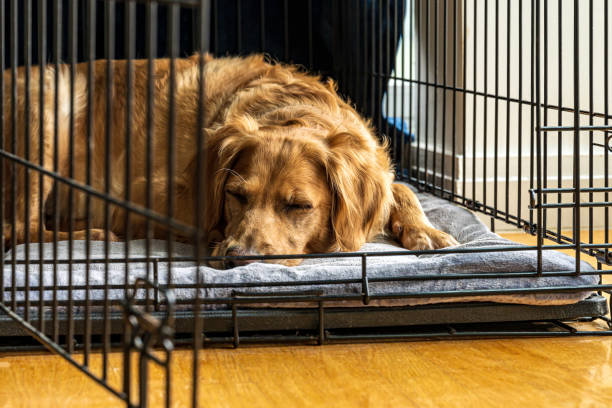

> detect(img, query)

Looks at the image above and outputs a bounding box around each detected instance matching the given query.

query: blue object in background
[385,116,415,143]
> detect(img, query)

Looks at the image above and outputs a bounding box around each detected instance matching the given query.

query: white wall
[385,0,611,232]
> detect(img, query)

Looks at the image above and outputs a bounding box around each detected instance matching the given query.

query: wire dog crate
[1,0,611,406]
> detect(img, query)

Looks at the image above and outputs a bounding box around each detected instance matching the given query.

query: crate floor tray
[0,295,608,339]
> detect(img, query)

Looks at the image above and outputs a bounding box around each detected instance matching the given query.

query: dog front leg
[387,183,458,250]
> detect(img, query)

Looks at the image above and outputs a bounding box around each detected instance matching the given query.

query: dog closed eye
[285,202,313,212]
[226,189,248,205]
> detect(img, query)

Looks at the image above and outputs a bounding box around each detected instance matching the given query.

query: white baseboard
[399,147,610,232]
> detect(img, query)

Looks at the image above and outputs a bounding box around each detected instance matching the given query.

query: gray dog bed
[2,185,599,310]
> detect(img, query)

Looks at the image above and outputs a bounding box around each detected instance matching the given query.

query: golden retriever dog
[2,54,457,268]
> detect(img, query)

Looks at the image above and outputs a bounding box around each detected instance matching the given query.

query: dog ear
[199,120,259,239]
[325,130,394,251]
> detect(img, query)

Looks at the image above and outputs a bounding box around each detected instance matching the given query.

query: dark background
[2,0,404,132]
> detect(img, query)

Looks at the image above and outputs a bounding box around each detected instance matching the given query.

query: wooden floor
[0,231,610,408]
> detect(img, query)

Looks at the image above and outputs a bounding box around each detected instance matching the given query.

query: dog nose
[224,246,258,268]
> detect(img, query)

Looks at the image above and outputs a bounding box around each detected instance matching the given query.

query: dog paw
[431,229,459,249]
[391,221,458,250]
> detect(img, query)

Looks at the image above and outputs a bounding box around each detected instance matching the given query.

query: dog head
[200,108,393,269]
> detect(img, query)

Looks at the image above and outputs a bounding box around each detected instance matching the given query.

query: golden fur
[2,54,457,268]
